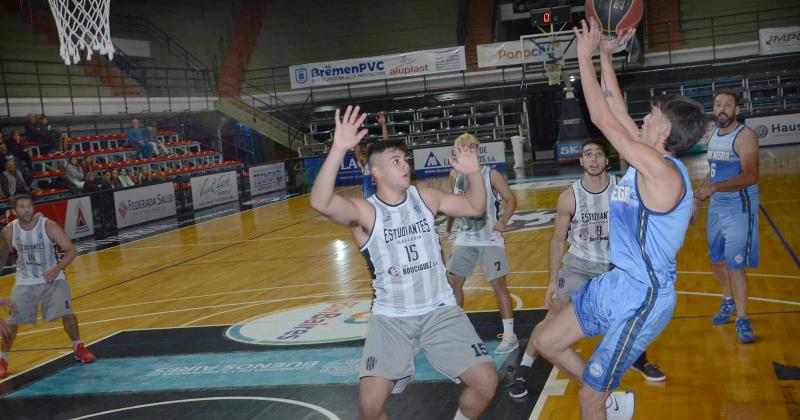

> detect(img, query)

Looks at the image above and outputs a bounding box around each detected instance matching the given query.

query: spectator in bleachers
[138,166,158,185]
[109,169,123,189]
[23,113,44,143]
[99,171,115,190]
[39,115,62,154]
[118,168,135,188]
[0,142,16,172]
[82,156,96,177]
[147,125,169,156]
[126,119,157,158]
[6,131,33,175]
[58,133,70,154]
[81,171,103,193]
[65,157,85,192]
[0,160,30,197]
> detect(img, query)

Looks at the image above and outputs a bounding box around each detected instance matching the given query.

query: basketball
[585,0,644,36]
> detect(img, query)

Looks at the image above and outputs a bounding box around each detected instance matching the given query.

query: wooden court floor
[1,145,799,419]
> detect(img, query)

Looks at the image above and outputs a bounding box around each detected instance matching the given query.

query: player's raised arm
[574,18,685,211]
[419,144,486,218]
[309,106,370,227]
[598,28,639,140]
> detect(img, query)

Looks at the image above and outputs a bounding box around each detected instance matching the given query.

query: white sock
[0,352,7,361]
[723,296,733,301]
[72,340,80,351]
[453,408,472,420]
[502,318,514,337]
[521,352,535,367]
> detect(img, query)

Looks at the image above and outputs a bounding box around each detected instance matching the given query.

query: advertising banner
[114,183,176,229]
[290,47,466,88]
[191,171,240,210]
[412,141,506,177]
[745,113,800,146]
[249,162,286,196]
[477,37,625,68]
[759,26,800,55]
[6,197,94,239]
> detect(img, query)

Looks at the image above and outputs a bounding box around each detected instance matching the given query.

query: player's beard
[716,113,733,128]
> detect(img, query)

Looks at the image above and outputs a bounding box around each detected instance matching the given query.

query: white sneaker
[494,333,519,354]
[606,391,635,420]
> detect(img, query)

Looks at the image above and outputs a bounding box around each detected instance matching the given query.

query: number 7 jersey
[360,186,456,317]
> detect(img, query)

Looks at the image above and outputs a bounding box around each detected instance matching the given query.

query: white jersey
[566,176,616,264]
[361,186,456,317]
[453,166,504,247]
[11,216,66,286]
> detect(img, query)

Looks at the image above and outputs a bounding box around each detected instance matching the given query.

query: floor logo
[225,300,372,346]
[503,209,557,233]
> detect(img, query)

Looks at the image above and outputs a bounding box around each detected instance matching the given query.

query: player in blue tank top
[353,112,389,198]
[532,19,707,419]
[693,90,759,343]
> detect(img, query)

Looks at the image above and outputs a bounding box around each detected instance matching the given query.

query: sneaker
[631,359,666,382]
[712,299,737,325]
[73,344,96,363]
[736,317,755,343]
[495,333,519,355]
[0,358,7,378]
[508,365,530,399]
[606,390,635,420]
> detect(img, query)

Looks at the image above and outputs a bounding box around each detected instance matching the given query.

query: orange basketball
[585,0,644,36]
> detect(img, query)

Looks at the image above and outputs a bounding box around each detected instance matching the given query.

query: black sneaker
[631,359,666,382]
[508,365,530,399]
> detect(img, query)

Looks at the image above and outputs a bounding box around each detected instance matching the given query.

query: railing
[646,6,800,64]
[0,58,217,117]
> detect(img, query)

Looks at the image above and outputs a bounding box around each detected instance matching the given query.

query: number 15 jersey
[361,186,455,317]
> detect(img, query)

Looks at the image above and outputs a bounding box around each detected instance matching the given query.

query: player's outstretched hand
[574,17,602,60]
[599,28,636,55]
[332,105,368,152]
[449,144,480,176]
[376,112,386,125]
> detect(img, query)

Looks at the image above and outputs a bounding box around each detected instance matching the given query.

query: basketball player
[509,138,665,400]
[442,133,518,355]
[353,112,389,198]
[309,106,498,420]
[693,90,759,343]
[533,19,705,419]
[0,193,96,378]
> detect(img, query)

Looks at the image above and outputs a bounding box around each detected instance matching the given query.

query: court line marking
[0,329,123,384]
[508,270,800,279]
[760,203,800,269]
[465,286,524,310]
[0,186,356,281]
[74,279,373,314]
[67,397,340,420]
[15,290,375,338]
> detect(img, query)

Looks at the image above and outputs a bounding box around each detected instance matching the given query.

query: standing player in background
[310,105,498,420]
[0,193,96,379]
[442,133,519,355]
[353,112,389,198]
[693,90,759,343]
[533,19,705,419]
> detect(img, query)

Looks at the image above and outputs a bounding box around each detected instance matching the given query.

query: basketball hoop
[47,0,114,65]
[544,62,562,86]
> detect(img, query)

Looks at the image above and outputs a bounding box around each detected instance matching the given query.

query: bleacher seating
[22,128,239,191]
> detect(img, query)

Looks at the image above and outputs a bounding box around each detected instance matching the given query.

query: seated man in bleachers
[147,125,169,156]
[38,116,62,155]
[23,113,44,144]
[81,171,104,194]
[6,132,33,177]
[0,160,31,197]
[126,119,157,158]
[0,142,16,174]
[137,166,159,185]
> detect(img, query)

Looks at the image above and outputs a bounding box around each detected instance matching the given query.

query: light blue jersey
[707,124,759,213]
[705,123,760,268]
[608,157,693,288]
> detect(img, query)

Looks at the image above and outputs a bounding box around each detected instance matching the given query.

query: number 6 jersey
[360,186,456,317]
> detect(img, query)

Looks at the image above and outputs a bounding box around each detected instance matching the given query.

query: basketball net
[48,0,114,65]
[543,37,563,86]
